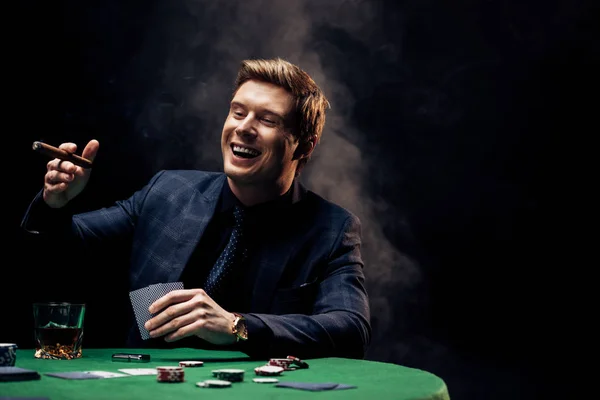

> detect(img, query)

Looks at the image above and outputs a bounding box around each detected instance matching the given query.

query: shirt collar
[219,179,297,215]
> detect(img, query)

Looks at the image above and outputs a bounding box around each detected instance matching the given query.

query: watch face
[232,314,248,341]
[237,320,248,340]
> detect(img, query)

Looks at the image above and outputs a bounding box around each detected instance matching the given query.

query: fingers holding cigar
[32,141,97,169]
[48,143,78,171]
[35,139,100,208]
[45,143,83,185]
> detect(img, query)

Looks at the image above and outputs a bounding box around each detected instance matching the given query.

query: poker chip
[212,368,245,382]
[179,360,204,367]
[156,366,183,371]
[287,355,310,369]
[156,366,184,383]
[253,377,279,383]
[196,379,232,388]
[254,365,284,376]
[268,358,294,370]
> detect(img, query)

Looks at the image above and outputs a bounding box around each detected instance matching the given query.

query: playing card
[84,371,129,378]
[129,286,153,340]
[129,282,184,340]
[118,368,157,376]
[159,282,185,297]
[45,372,103,380]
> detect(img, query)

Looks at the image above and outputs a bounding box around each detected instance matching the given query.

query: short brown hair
[233,58,330,172]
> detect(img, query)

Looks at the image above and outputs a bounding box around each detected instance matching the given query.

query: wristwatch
[232,312,248,342]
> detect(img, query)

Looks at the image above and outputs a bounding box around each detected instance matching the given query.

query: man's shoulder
[301,187,360,224]
[150,169,223,185]
[145,170,225,197]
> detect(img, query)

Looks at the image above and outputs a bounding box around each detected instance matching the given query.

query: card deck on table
[45,371,129,380]
[83,371,129,378]
[129,282,184,339]
[118,368,157,376]
[0,366,41,382]
[45,372,102,380]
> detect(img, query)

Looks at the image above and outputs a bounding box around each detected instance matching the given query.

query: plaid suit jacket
[22,170,371,359]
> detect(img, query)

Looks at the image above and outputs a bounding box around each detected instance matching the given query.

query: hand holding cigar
[35,139,99,209]
[32,141,93,169]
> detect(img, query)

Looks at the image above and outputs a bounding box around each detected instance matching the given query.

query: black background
[5,1,596,399]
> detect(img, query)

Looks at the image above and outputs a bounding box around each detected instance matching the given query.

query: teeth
[233,145,260,156]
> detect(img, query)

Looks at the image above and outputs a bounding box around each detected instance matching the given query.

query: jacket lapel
[250,181,307,312]
[166,174,226,282]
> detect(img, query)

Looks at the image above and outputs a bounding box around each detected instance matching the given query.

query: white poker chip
[196,379,232,388]
[253,377,279,383]
[254,365,284,376]
[179,361,204,367]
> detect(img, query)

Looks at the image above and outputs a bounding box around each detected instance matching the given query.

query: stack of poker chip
[254,365,284,376]
[268,358,294,370]
[211,368,245,382]
[156,366,185,383]
[286,355,309,369]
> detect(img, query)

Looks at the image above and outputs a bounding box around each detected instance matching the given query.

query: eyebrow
[230,101,285,121]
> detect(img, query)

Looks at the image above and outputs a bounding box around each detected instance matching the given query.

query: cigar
[32,141,93,169]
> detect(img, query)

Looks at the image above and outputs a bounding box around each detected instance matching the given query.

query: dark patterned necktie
[204,205,247,298]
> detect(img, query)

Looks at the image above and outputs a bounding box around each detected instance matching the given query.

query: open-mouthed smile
[231,144,261,159]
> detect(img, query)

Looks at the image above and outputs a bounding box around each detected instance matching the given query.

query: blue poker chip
[212,369,245,382]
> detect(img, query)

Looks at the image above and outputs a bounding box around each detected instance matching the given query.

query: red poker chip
[254,365,284,376]
[157,371,183,377]
[286,355,309,369]
[157,376,184,382]
[269,358,292,365]
[179,361,204,367]
[158,370,184,374]
[157,369,185,382]
[157,367,183,375]
[268,358,295,370]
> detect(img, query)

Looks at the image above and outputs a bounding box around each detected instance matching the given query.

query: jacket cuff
[235,313,274,360]
[21,189,75,234]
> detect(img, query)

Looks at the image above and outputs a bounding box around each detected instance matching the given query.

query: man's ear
[293,136,316,160]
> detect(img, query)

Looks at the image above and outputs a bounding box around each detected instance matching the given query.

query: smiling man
[222,78,306,205]
[21,58,371,360]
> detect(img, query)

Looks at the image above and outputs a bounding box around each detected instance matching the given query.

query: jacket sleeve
[237,214,371,360]
[20,171,166,251]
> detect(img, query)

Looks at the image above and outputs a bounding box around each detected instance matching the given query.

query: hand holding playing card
[129,282,184,340]
[144,288,236,345]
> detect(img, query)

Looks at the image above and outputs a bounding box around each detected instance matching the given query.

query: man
[21,58,371,360]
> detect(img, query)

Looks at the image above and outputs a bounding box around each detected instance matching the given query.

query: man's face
[221,80,300,188]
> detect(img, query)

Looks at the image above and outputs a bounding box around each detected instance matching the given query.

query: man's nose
[235,116,257,137]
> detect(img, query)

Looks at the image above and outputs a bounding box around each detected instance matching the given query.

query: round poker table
[1,348,450,399]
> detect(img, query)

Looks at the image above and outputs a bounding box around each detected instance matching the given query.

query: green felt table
[1,348,450,399]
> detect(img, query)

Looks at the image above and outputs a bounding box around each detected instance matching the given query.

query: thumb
[81,139,100,163]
